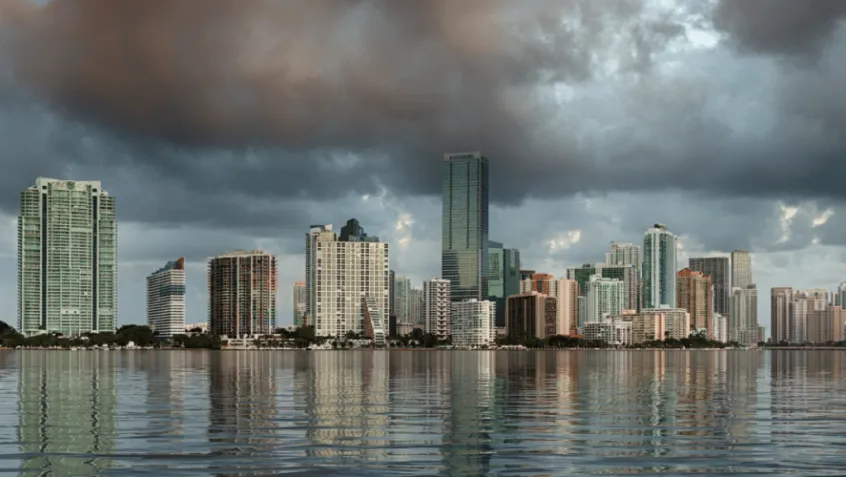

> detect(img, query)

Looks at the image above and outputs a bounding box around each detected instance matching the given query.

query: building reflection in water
[17,352,117,476]
[138,352,188,441]
[440,351,495,477]
[300,351,391,463]
[207,351,279,467]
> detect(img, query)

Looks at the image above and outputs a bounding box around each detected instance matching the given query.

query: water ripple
[0,350,845,476]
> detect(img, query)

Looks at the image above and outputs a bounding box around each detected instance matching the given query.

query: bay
[0,350,844,476]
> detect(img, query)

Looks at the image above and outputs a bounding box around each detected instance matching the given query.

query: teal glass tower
[442,152,489,303]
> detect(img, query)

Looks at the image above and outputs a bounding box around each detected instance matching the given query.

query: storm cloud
[1,0,846,326]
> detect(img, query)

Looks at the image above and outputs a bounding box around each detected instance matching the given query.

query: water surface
[0,350,844,476]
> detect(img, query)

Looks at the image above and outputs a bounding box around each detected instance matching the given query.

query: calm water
[0,350,845,476]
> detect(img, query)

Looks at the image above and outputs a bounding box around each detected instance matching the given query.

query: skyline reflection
[2,350,845,476]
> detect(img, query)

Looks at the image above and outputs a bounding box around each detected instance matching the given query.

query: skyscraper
[689,256,730,315]
[423,278,452,340]
[208,250,277,337]
[605,242,642,271]
[305,224,332,323]
[770,287,792,344]
[146,258,186,338]
[584,275,625,324]
[487,240,521,328]
[642,224,678,309]
[293,281,307,327]
[730,286,757,346]
[442,152,489,302]
[305,221,390,338]
[731,250,753,290]
[17,178,117,336]
[676,268,712,335]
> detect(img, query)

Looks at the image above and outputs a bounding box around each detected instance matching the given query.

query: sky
[1,0,846,330]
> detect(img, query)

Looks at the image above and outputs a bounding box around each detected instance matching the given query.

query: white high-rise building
[731,250,753,290]
[17,178,117,337]
[585,275,625,324]
[451,299,495,347]
[730,286,758,346]
[711,313,728,343]
[642,224,677,309]
[393,275,413,325]
[147,258,186,338]
[423,278,452,340]
[606,242,642,271]
[306,222,389,338]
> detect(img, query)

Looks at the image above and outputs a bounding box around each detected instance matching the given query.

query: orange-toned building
[676,268,712,336]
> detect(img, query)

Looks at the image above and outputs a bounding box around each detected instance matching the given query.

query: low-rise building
[583,319,632,346]
[711,313,727,343]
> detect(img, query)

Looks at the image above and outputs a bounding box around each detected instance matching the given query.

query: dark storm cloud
[1,0,846,215]
[713,0,846,56]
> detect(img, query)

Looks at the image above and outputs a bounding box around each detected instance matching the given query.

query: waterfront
[0,351,845,476]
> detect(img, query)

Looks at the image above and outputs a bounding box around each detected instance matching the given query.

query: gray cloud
[712,0,846,57]
[2,1,846,329]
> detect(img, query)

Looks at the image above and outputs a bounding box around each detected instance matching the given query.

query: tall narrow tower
[442,152,489,302]
[642,224,678,309]
[18,178,117,336]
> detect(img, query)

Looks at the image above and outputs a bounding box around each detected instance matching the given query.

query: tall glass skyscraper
[442,152,489,302]
[642,223,678,309]
[17,178,117,336]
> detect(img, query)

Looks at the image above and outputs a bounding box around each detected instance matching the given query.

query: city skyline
[2,4,846,333]
[5,175,846,333]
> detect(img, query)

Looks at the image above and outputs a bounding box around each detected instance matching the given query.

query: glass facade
[487,240,520,327]
[642,225,678,309]
[442,152,489,303]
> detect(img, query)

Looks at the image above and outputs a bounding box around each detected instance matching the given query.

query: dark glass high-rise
[442,152,489,302]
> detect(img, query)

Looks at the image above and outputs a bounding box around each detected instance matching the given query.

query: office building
[731,250,753,291]
[451,299,496,347]
[631,310,666,344]
[506,292,556,340]
[393,275,412,325]
[642,224,678,309]
[807,305,846,344]
[305,221,390,338]
[834,282,846,307]
[584,275,625,324]
[787,289,828,345]
[442,152,489,302]
[305,224,332,323]
[711,313,727,343]
[523,275,578,335]
[17,178,117,337]
[660,307,692,340]
[605,242,642,270]
[409,288,424,330]
[566,263,638,311]
[689,256,730,316]
[770,287,792,344]
[208,250,277,337]
[487,241,521,328]
[389,270,396,316]
[730,286,758,346]
[293,281,307,327]
[423,278,452,340]
[676,268,712,335]
[577,296,587,329]
[583,319,632,346]
[146,258,186,338]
